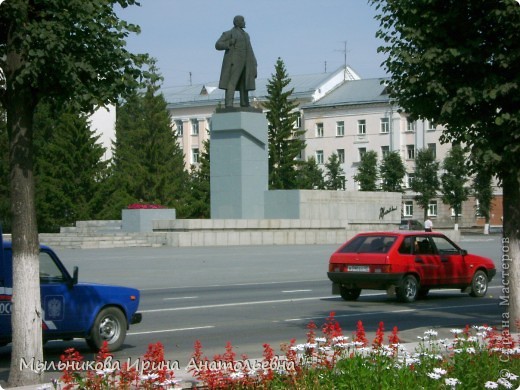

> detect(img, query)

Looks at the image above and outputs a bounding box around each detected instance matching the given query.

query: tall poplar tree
[353,150,378,191]
[411,149,440,220]
[0,1,148,385]
[441,145,470,224]
[264,58,305,189]
[325,153,346,190]
[296,156,325,190]
[380,151,406,192]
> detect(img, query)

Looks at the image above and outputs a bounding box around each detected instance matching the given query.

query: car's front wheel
[469,270,488,297]
[86,307,127,351]
[396,275,419,303]
[340,286,361,301]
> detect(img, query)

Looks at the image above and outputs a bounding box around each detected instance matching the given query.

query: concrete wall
[265,190,402,224]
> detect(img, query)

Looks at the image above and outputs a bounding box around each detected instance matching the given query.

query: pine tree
[264,58,305,189]
[441,145,470,223]
[412,149,440,220]
[296,156,325,189]
[186,134,211,218]
[106,78,189,218]
[380,151,406,192]
[325,153,346,190]
[353,150,378,191]
[33,101,108,232]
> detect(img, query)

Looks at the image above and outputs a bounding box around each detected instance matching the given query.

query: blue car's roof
[2,241,52,251]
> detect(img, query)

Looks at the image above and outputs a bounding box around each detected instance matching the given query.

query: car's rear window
[339,235,397,254]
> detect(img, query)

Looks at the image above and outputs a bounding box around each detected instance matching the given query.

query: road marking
[282,289,312,293]
[139,279,325,291]
[163,296,198,301]
[282,303,497,322]
[128,325,214,335]
[139,296,334,313]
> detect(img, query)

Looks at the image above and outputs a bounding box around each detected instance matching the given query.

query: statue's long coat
[215,27,257,91]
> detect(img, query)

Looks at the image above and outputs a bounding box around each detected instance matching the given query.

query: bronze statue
[215,15,257,108]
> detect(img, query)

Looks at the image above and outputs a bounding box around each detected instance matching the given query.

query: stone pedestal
[210,110,268,219]
[122,209,176,232]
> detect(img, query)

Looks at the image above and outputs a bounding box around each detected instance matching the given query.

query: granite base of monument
[210,110,268,219]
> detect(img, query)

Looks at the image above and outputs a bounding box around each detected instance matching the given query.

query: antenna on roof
[189,72,192,86]
[335,41,350,80]
[324,61,327,73]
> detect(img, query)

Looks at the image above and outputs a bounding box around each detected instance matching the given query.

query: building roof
[164,66,361,109]
[303,77,391,109]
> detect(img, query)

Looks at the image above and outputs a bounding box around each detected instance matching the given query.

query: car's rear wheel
[86,307,127,352]
[469,270,488,297]
[396,275,419,303]
[339,286,361,301]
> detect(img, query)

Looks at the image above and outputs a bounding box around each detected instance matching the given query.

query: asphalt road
[0,235,505,385]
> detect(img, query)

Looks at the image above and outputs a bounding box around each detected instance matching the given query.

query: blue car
[0,237,142,351]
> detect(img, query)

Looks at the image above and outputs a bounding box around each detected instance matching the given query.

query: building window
[406,119,416,132]
[406,145,415,160]
[339,176,346,190]
[316,123,324,137]
[191,119,199,135]
[428,201,438,217]
[427,143,437,158]
[358,147,367,161]
[336,121,345,136]
[406,173,415,188]
[381,145,390,158]
[192,148,200,164]
[175,120,183,137]
[403,201,413,217]
[380,117,389,133]
[293,113,301,129]
[337,149,345,163]
[357,119,366,135]
[451,208,462,217]
[316,150,324,164]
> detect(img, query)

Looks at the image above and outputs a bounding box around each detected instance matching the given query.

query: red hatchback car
[327,232,496,303]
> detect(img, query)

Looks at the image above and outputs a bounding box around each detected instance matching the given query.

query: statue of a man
[215,15,257,108]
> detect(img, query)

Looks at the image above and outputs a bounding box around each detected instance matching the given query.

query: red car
[327,232,496,303]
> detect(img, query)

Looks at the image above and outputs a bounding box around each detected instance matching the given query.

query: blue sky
[118,0,387,91]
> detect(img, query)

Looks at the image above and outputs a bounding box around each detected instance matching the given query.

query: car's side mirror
[68,266,79,288]
[460,249,468,256]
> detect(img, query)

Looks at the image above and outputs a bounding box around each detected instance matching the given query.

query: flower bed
[56,313,519,389]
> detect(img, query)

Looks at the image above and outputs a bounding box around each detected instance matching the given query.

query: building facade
[165,67,502,229]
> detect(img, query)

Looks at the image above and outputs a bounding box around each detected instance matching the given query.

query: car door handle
[415,257,424,264]
[441,257,449,263]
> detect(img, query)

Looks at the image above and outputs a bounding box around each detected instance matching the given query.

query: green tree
[473,167,493,227]
[186,134,211,218]
[371,0,520,328]
[325,153,346,190]
[440,145,470,224]
[296,156,325,190]
[106,81,189,218]
[380,151,406,192]
[33,101,108,232]
[353,150,378,191]
[264,58,306,189]
[411,149,440,220]
[0,1,148,385]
